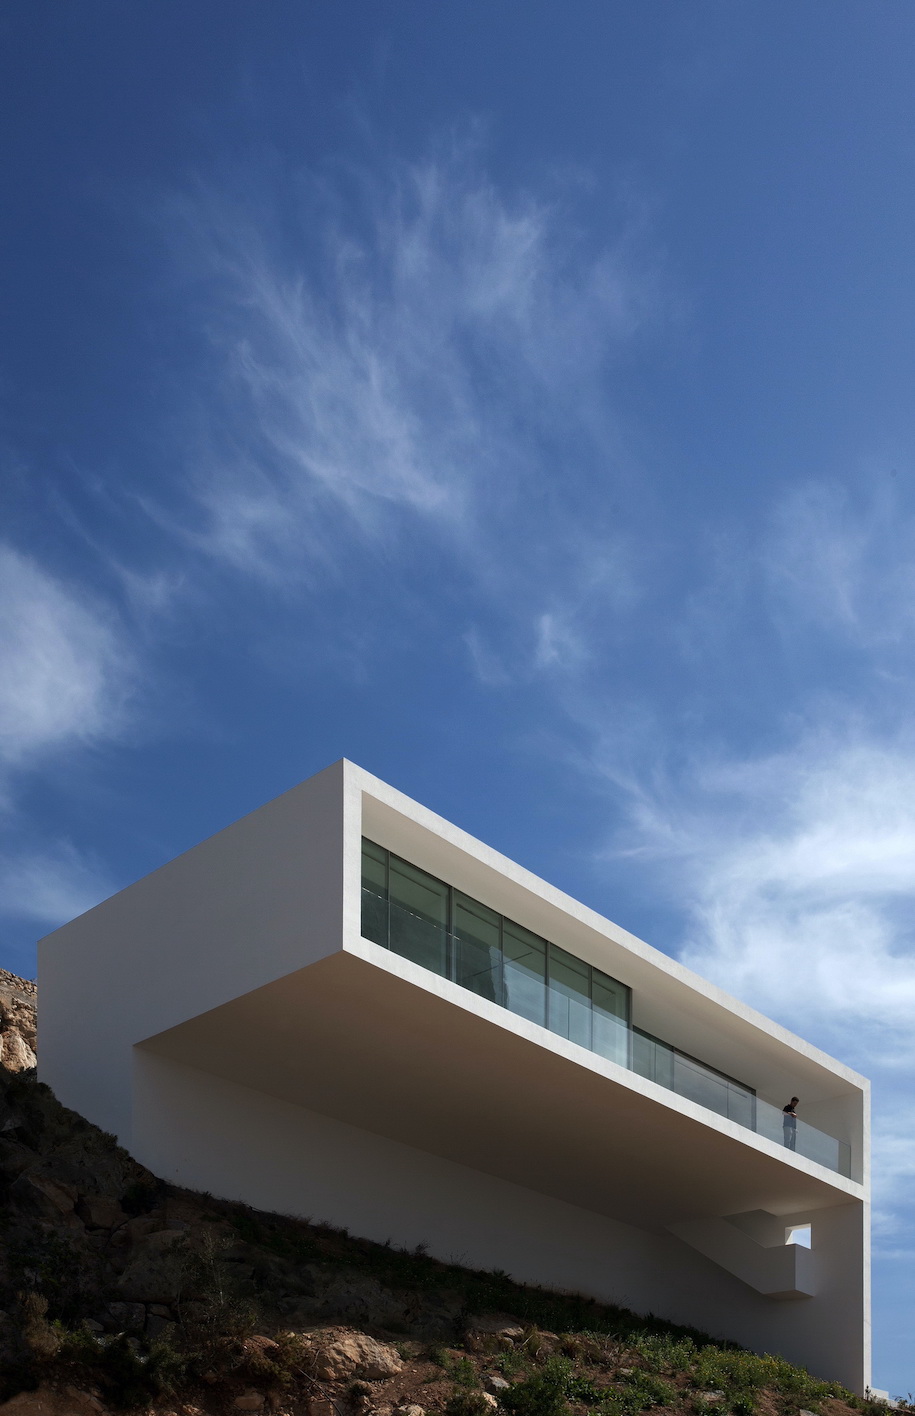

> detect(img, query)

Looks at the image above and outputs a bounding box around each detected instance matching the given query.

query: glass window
[503,921,548,1026]
[653,1036,675,1089]
[632,1029,674,1089]
[361,839,388,947]
[632,1028,654,1081]
[388,856,449,977]
[673,1053,731,1119]
[726,1084,756,1129]
[354,847,821,1158]
[453,893,502,1004]
[591,971,630,1066]
[548,944,592,1049]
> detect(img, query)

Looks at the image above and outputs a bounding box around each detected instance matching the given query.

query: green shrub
[55,1327,187,1408]
[176,1231,259,1362]
[632,1334,697,1375]
[501,1356,574,1416]
[447,1355,481,1388]
[445,1394,495,1416]
[4,1227,103,1326]
[567,1373,604,1404]
[497,1348,527,1378]
[615,1371,677,1413]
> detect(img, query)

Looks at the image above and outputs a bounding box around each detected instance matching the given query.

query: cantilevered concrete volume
[39,760,870,1392]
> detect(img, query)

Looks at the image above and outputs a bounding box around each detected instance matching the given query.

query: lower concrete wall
[132,1051,866,1391]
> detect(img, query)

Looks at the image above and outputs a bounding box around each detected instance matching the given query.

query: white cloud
[604,735,915,1051]
[589,725,915,1263]
[765,478,915,648]
[871,1108,915,1252]
[0,544,132,783]
[168,150,661,630]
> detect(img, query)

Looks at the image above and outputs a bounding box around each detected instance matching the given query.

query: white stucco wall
[39,761,346,1138]
[134,1050,867,1392]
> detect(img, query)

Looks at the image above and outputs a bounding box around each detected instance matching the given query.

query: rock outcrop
[303,1329,405,1381]
[0,971,37,1074]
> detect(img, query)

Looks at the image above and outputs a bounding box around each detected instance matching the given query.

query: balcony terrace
[361,838,851,1179]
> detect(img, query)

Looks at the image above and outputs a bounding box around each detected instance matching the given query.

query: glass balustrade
[361,839,852,1179]
[755,1096,851,1176]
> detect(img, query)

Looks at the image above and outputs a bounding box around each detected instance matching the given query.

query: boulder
[233,1393,265,1411]
[146,1314,178,1341]
[106,1302,145,1332]
[464,1315,525,1352]
[465,1316,524,1342]
[0,1139,39,1178]
[20,1137,135,1204]
[243,1335,280,1357]
[9,1173,78,1220]
[0,1387,104,1416]
[311,1273,408,1329]
[78,1195,128,1230]
[112,1214,163,1246]
[116,1229,187,1303]
[308,1330,404,1381]
[0,1030,36,1074]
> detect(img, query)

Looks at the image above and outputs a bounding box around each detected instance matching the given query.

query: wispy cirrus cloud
[564,476,915,1262]
[765,476,915,648]
[615,736,915,1044]
[0,543,133,789]
[162,147,663,668]
[0,541,131,946]
[587,724,915,1251]
[1,145,662,939]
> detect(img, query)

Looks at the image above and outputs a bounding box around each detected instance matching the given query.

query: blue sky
[3,0,915,1392]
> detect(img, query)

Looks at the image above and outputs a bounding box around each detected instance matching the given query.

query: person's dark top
[783,1102,797,1121]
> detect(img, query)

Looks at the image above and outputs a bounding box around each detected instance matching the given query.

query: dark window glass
[388,857,449,976]
[502,921,548,1026]
[655,1037,675,1090]
[726,1085,756,1129]
[632,1028,654,1081]
[356,844,788,1154]
[591,971,630,1066]
[673,1053,731,1119]
[362,839,387,891]
[548,944,592,1050]
[361,840,388,946]
[453,893,502,1004]
[632,1029,674,1088]
[358,845,777,1151]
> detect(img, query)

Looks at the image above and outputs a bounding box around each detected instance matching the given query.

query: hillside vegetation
[0,976,905,1416]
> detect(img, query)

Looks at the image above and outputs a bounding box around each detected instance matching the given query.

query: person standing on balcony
[783,1097,799,1150]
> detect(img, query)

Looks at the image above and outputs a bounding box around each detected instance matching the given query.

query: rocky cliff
[0,971,37,1074]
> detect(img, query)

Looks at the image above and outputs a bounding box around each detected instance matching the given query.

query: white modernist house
[40,761,870,1391]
